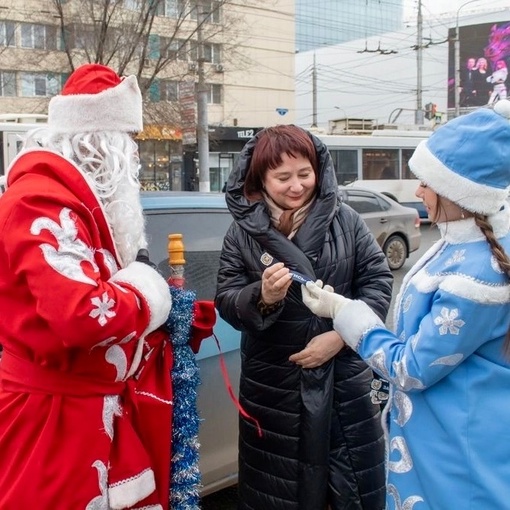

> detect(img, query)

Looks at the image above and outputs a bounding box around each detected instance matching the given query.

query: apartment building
[0,0,295,191]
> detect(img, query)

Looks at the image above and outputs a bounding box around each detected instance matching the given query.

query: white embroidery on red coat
[90,291,116,326]
[103,395,122,441]
[86,460,109,510]
[30,207,99,286]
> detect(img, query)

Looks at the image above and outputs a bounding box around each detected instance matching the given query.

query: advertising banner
[448,21,510,108]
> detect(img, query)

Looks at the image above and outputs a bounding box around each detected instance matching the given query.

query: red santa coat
[0,149,173,510]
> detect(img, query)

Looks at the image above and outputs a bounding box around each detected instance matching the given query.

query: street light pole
[455,0,481,117]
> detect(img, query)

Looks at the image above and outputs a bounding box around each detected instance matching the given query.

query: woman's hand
[289,331,345,369]
[260,262,292,305]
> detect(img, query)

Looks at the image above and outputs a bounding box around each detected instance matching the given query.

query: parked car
[338,186,421,270]
[141,191,240,497]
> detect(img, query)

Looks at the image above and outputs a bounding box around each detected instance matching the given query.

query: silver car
[338,186,421,270]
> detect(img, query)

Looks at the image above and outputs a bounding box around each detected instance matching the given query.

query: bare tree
[49,0,245,125]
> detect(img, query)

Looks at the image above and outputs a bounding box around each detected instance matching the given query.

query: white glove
[301,280,350,319]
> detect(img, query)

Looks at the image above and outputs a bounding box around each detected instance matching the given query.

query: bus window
[362,148,398,180]
[329,149,357,185]
[401,148,415,179]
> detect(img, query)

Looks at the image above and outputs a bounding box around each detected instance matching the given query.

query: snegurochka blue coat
[333,205,510,510]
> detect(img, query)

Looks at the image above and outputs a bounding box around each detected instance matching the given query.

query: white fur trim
[409,140,509,215]
[108,468,155,509]
[438,205,510,244]
[332,299,384,350]
[110,261,172,335]
[48,75,142,134]
[413,270,510,304]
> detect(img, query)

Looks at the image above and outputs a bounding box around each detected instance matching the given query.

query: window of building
[208,83,221,104]
[74,25,96,50]
[157,0,187,17]
[0,71,16,96]
[147,79,181,102]
[139,138,181,191]
[20,23,57,50]
[203,43,221,64]
[0,21,15,47]
[160,36,187,60]
[20,73,60,97]
[190,1,221,23]
[124,0,142,11]
[161,80,179,101]
[189,41,221,63]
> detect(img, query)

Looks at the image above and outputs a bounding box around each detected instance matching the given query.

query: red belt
[0,350,126,396]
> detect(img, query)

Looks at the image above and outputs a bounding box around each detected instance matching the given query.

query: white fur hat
[409,100,510,215]
[48,63,143,134]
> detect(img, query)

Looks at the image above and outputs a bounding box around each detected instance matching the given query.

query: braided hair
[473,213,510,356]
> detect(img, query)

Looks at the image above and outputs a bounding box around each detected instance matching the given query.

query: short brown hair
[244,125,318,200]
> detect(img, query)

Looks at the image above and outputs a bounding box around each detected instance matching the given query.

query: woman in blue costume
[302,101,510,510]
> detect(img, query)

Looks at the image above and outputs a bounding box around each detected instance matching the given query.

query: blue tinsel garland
[165,286,201,510]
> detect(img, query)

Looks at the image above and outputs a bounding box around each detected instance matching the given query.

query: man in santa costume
[0,64,174,509]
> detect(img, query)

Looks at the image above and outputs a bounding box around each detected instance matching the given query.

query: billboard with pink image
[448,21,510,108]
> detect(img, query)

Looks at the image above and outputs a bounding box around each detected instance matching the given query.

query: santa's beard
[27,130,147,267]
[101,172,146,268]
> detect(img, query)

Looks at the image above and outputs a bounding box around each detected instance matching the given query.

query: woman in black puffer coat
[215,125,393,510]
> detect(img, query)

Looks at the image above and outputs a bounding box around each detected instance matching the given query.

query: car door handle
[379,218,388,223]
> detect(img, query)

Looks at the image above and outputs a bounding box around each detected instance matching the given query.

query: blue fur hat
[409,100,510,215]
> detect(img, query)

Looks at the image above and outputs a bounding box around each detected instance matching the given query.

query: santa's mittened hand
[301,280,349,318]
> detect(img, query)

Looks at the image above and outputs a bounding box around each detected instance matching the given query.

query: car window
[144,209,233,301]
[345,191,383,214]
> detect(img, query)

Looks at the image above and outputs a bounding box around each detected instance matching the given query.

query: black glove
[136,249,160,273]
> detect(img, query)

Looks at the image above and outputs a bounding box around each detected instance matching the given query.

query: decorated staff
[164,233,216,509]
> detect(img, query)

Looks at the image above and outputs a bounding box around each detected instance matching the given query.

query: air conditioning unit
[214,63,224,73]
[188,62,197,72]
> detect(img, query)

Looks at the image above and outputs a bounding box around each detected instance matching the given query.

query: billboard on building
[448,21,510,108]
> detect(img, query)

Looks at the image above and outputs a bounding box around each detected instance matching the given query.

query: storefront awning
[136,125,182,141]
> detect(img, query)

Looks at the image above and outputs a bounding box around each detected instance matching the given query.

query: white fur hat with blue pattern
[409,100,510,215]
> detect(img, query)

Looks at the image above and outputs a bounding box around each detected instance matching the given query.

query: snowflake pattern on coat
[433,307,465,335]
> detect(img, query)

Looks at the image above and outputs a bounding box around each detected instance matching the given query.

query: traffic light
[424,102,437,120]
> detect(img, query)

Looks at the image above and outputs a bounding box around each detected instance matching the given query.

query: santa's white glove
[301,280,350,318]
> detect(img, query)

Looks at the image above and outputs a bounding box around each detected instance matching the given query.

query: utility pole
[196,0,210,192]
[311,52,317,128]
[415,0,424,125]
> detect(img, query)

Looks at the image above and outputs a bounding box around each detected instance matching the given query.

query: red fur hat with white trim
[48,63,143,134]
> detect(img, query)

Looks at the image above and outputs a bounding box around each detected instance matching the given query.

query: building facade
[295,0,403,53]
[0,0,295,191]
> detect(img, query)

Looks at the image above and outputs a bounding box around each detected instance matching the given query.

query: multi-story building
[0,0,295,191]
[295,0,403,53]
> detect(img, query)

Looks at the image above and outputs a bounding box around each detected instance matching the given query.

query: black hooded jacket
[215,131,393,510]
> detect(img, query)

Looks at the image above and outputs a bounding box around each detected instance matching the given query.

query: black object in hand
[136,249,159,272]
